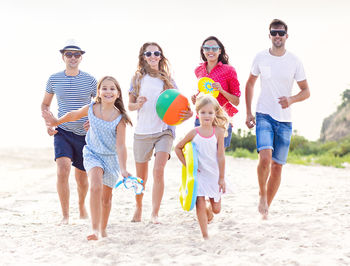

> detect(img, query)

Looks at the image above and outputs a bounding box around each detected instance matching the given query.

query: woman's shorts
[133,129,174,163]
[83,146,120,188]
[255,112,292,165]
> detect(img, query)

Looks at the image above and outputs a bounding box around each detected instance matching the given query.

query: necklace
[99,104,116,121]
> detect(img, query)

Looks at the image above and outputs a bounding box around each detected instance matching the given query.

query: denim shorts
[255,113,292,165]
[194,118,232,148]
[54,127,86,171]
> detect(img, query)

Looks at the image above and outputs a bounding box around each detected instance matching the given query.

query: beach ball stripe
[156,89,189,126]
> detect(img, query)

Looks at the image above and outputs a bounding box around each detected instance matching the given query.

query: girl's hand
[121,169,132,178]
[42,110,59,127]
[136,96,147,109]
[212,82,223,93]
[47,127,58,136]
[218,178,226,193]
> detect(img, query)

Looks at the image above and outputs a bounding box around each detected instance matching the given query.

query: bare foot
[203,234,209,240]
[258,196,269,219]
[58,217,69,225]
[150,214,161,224]
[131,207,142,222]
[79,205,89,219]
[87,233,98,241]
[262,213,268,220]
[87,230,99,241]
[101,230,108,238]
[206,201,214,224]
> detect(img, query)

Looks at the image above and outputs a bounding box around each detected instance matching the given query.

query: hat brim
[60,45,85,54]
[60,49,85,54]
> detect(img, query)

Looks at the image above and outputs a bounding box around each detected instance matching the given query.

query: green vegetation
[226,129,350,168]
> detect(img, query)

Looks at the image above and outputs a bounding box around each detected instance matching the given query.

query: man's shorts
[255,112,292,165]
[195,117,232,148]
[54,127,86,171]
[133,129,174,163]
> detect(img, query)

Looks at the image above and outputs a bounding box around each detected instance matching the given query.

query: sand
[1,147,350,265]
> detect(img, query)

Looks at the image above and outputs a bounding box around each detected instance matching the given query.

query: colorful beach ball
[156,89,189,126]
[198,77,219,98]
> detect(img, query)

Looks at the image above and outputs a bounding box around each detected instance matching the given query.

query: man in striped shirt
[41,40,97,224]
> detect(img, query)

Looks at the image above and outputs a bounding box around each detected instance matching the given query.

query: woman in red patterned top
[192,36,241,148]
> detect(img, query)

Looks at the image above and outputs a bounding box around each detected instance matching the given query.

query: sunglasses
[144,51,161,57]
[202,45,220,52]
[64,52,82,59]
[270,30,287,37]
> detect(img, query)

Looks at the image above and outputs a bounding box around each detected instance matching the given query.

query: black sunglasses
[144,51,161,57]
[64,52,82,59]
[270,30,287,37]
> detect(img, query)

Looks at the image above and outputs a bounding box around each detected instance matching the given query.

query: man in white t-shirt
[245,19,310,219]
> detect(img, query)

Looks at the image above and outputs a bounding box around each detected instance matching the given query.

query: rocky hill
[320,102,350,141]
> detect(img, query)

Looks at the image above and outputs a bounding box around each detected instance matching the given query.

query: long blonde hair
[132,42,174,97]
[195,95,228,129]
[96,76,133,126]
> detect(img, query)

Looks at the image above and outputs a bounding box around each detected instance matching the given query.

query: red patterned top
[195,62,240,117]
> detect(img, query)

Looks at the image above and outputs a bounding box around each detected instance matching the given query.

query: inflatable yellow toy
[198,77,219,98]
[179,142,198,211]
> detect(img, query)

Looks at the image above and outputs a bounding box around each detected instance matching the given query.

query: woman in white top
[128,42,192,223]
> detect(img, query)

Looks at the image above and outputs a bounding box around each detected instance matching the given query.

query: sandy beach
[1,147,350,265]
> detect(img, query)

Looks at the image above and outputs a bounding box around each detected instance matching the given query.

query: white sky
[0,0,349,148]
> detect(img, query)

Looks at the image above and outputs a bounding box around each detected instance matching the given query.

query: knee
[153,164,165,175]
[212,205,221,214]
[271,162,283,177]
[102,195,112,206]
[90,182,102,194]
[153,166,165,183]
[76,176,88,187]
[196,197,206,209]
[271,162,282,171]
[259,155,271,169]
[57,164,71,180]
[75,169,88,184]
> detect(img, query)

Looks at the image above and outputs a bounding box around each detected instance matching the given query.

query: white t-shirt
[134,74,168,134]
[251,49,306,122]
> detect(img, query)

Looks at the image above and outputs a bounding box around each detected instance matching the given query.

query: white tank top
[192,127,219,178]
[135,75,168,134]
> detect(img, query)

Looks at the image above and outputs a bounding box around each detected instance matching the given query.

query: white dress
[192,127,222,202]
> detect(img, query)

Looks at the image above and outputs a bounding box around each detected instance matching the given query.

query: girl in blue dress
[43,76,132,240]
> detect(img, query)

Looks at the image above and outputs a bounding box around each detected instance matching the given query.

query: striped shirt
[46,70,97,136]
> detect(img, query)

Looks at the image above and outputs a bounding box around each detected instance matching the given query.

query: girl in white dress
[175,95,228,239]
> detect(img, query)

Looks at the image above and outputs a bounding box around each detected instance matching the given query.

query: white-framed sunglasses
[202,45,220,52]
[144,51,161,57]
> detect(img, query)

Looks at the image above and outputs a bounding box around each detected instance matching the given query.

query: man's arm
[41,92,54,112]
[278,80,310,109]
[245,74,258,129]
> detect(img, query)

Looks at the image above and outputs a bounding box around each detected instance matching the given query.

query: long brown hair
[96,76,132,126]
[195,95,228,129]
[200,36,230,65]
[132,42,174,97]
